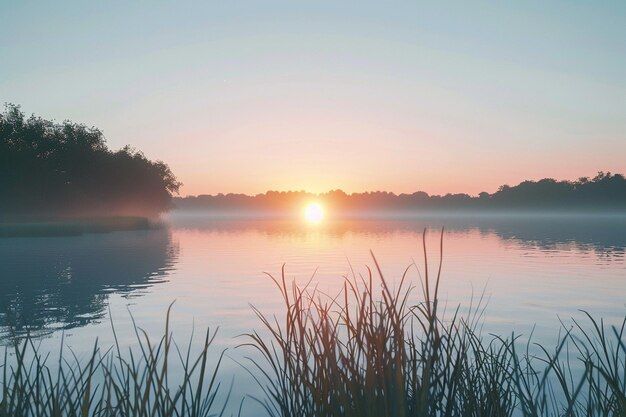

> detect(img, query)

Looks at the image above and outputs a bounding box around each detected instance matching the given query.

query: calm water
[1,213,625,414]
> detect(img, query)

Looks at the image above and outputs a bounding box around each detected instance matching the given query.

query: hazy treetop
[0,104,180,218]
[175,172,626,213]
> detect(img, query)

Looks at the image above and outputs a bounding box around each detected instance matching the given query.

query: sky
[1,1,625,196]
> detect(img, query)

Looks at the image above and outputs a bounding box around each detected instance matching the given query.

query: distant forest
[0,104,180,218]
[3,105,625,218]
[175,172,626,214]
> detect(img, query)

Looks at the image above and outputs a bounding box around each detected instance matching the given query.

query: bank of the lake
[0,216,157,238]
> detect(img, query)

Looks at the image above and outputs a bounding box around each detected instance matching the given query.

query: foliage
[175,173,626,213]
[0,104,181,218]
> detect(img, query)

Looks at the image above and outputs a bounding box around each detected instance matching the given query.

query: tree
[0,104,181,218]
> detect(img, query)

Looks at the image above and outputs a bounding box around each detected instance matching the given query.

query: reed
[1,230,624,416]
[243,229,626,417]
[0,303,227,417]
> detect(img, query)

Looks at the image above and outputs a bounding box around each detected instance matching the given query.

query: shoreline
[0,216,159,238]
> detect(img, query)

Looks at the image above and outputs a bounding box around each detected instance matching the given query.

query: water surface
[1,214,625,414]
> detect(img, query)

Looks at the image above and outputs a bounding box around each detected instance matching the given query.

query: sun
[304,202,324,223]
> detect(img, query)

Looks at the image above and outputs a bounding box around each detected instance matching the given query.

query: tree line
[3,104,625,218]
[0,104,181,218]
[175,172,626,214]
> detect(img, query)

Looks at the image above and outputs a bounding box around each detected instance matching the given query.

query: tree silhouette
[174,174,626,213]
[0,104,181,218]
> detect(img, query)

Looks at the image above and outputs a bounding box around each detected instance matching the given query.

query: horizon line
[176,171,624,199]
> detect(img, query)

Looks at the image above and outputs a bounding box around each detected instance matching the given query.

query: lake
[1,213,625,414]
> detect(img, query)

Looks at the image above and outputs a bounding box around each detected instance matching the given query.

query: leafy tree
[0,104,181,218]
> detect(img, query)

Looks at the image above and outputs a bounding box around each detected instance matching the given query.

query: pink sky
[2,2,624,197]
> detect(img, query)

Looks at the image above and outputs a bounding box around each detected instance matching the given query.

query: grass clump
[0,303,227,417]
[243,229,626,417]
[1,230,624,417]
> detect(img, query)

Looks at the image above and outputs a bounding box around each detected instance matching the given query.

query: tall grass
[0,303,227,417]
[243,229,626,417]
[1,230,624,416]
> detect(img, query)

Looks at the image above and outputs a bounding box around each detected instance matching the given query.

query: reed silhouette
[0,233,624,416]
[0,306,226,417]
[243,231,626,417]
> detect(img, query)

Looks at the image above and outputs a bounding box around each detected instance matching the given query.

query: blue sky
[1,1,625,195]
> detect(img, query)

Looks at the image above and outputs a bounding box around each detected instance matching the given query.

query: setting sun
[304,202,324,223]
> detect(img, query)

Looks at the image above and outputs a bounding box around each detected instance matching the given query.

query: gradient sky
[1,1,625,196]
